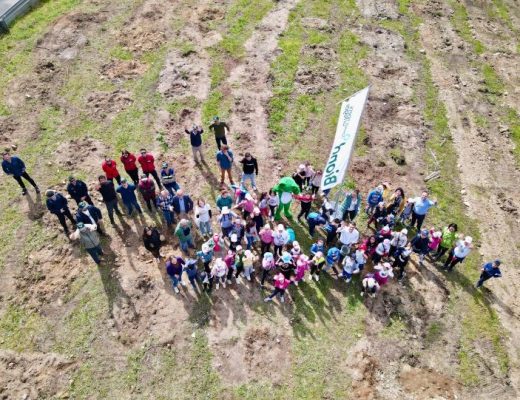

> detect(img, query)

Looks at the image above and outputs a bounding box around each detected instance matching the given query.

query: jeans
[164,182,180,196]
[198,220,212,236]
[169,274,183,288]
[222,225,233,237]
[246,235,256,250]
[86,245,103,264]
[297,202,312,220]
[145,170,162,188]
[268,287,285,299]
[56,209,75,233]
[411,211,426,230]
[180,239,195,254]
[188,273,200,288]
[476,272,492,288]
[124,200,142,215]
[215,136,228,150]
[105,199,122,223]
[162,209,175,226]
[241,173,256,188]
[308,221,318,236]
[13,172,38,191]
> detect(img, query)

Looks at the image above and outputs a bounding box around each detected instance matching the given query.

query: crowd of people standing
[1,115,504,300]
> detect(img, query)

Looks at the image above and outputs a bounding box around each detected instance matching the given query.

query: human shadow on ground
[24,192,45,221]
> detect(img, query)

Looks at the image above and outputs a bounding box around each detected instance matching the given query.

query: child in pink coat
[264,273,291,303]
[428,228,442,253]
[294,254,310,285]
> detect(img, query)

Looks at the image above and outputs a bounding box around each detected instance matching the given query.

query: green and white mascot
[273,176,301,220]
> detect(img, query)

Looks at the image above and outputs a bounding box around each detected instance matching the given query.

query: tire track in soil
[419,8,520,398]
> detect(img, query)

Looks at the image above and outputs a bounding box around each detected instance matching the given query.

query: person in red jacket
[138,173,157,212]
[101,156,121,184]
[120,150,139,185]
[137,148,162,188]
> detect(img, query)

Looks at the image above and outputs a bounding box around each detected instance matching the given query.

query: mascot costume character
[272,176,301,220]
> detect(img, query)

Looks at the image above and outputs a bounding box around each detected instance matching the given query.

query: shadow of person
[25,192,45,221]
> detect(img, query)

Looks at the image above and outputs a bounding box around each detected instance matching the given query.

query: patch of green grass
[504,107,520,165]
[166,95,199,117]
[447,0,485,55]
[0,205,23,271]
[489,0,513,29]
[110,45,134,61]
[397,0,411,14]
[186,330,221,399]
[0,305,46,351]
[381,315,408,338]
[425,321,444,344]
[124,346,147,387]
[201,90,227,124]
[473,113,489,128]
[481,63,504,96]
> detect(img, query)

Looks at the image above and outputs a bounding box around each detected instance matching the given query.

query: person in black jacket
[45,190,75,234]
[185,125,204,163]
[67,176,93,205]
[96,175,122,224]
[2,152,40,195]
[172,189,193,216]
[411,229,430,266]
[76,201,105,235]
[143,226,162,261]
[240,152,259,191]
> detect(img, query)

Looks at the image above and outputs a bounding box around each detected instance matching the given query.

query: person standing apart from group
[185,125,205,163]
[410,191,437,230]
[476,260,502,288]
[209,116,230,150]
[2,151,40,195]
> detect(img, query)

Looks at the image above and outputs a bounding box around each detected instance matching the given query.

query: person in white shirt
[337,222,360,254]
[272,224,289,257]
[443,236,472,271]
[389,228,408,256]
[195,198,213,237]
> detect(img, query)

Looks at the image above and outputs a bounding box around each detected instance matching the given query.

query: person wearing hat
[361,273,380,298]
[142,226,162,261]
[67,176,93,205]
[116,178,142,216]
[374,262,394,286]
[393,244,412,282]
[160,162,180,195]
[410,191,437,230]
[175,219,195,254]
[217,206,236,237]
[389,228,408,257]
[172,188,194,217]
[46,190,76,235]
[292,164,307,192]
[272,224,289,258]
[260,252,276,287]
[264,272,291,303]
[75,201,105,235]
[2,151,40,196]
[137,149,162,188]
[69,222,103,264]
[411,229,430,266]
[216,144,234,186]
[239,152,259,191]
[96,175,122,224]
[236,192,256,219]
[120,150,139,185]
[309,251,326,281]
[138,173,158,213]
[341,255,360,283]
[209,116,230,150]
[372,239,391,264]
[259,223,274,255]
[476,260,502,288]
[101,156,121,185]
[211,258,228,289]
[365,185,384,215]
[156,190,175,226]
[185,124,205,163]
[443,236,472,272]
[277,251,295,280]
[243,249,256,282]
[252,206,264,234]
[294,254,310,285]
[196,243,214,274]
[376,225,393,243]
[230,218,245,249]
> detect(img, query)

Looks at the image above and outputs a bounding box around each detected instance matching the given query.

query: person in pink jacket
[264,273,291,303]
[374,262,394,286]
[428,228,442,254]
[294,254,310,286]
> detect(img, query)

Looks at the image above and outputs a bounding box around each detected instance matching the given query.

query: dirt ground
[0,0,519,399]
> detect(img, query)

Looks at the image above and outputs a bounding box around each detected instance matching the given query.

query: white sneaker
[294,281,299,286]
[227,279,232,284]
[264,297,272,302]
[236,277,242,284]
[216,283,220,290]
[346,278,352,283]
[246,275,251,281]
[174,287,180,294]
[280,296,285,303]
[360,291,365,296]
[315,274,319,282]
[181,281,187,287]
[308,274,313,281]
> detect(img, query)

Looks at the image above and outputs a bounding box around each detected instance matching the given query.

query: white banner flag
[321,86,370,191]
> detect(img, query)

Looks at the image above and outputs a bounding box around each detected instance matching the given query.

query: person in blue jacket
[310,239,325,256]
[160,162,180,195]
[116,178,142,216]
[326,247,341,277]
[216,144,234,185]
[341,189,362,221]
[476,260,502,288]
[172,188,194,216]
[307,211,327,237]
[75,201,105,235]
[2,152,39,195]
[67,176,93,205]
[45,190,76,234]
[365,185,384,215]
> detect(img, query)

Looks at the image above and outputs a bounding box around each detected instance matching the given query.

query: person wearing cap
[411,229,430,266]
[428,228,442,255]
[209,116,230,150]
[216,144,234,185]
[142,226,162,262]
[376,225,393,243]
[101,156,121,184]
[160,162,180,195]
[75,201,105,235]
[137,149,162,188]
[66,176,93,205]
[259,223,274,255]
[277,251,295,280]
[243,249,256,282]
[264,272,291,303]
[272,224,289,257]
[172,188,193,217]
[309,251,325,281]
[196,243,214,274]
[46,190,76,235]
[156,190,175,226]
[306,211,327,237]
[293,190,314,222]
[236,192,256,219]
[443,236,472,272]
[337,222,360,255]
[116,178,142,216]
[361,273,380,298]
[120,150,139,185]
[389,228,408,257]
[324,247,340,277]
[185,124,205,162]
[374,262,394,286]
[340,189,362,222]
[240,152,259,191]
[366,185,384,215]
[166,256,186,294]
[175,219,195,254]
[138,173,157,212]
[2,152,40,195]
[433,223,458,261]
[294,254,310,285]
[195,198,213,238]
[218,206,236,237]
[70,222,103,264]
[292,165,307,191]
[410,191,437,230]
[476,260,502,288]
[229,218,245,249]
[290,240,302,262]
[96,175,122,224]
[260,252,276,287]
[216,189,233,210]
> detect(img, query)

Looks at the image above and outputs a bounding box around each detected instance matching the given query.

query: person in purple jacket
[2,152,40,195]
[166,256,186,294]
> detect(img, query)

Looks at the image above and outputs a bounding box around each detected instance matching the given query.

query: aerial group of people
[1,115,503,301]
